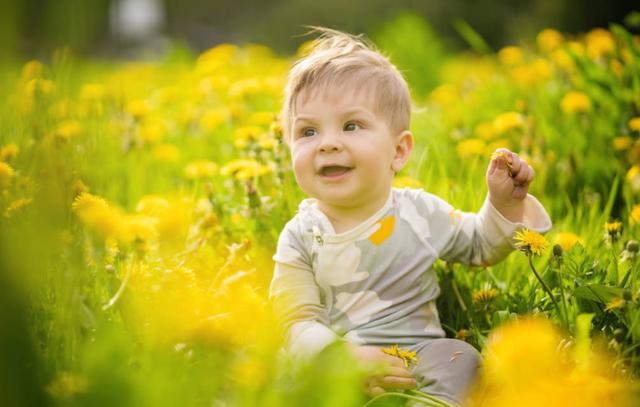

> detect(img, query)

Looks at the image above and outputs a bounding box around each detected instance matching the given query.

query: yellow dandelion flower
[628,117,640,132]
[21,60,44,79]
[393,176,423,189]
[220,158,270,180]
[381,344,419,368]
[612,136,633,151]
[80,83,106,101]
[55,119,82,141]
[72,193,124,240]
[0,143,19,162]
[3,198,32,218]
[456,138,486,158]
[0,162,15,187]
[137,120,165,143]
[183,160,218,179]
[472,286,499,306]
[537,28,564,52]
[199,108,229,132]
[493,111,524,133]
[586,28,615,60]
[248,111,277,126]
[603,221,622,244]
[234,126,264,149]
[228,78,262,99]
[196,43,238,75]
[552,49,576,72]
[554,232,583,252]
[122,214,158,243]
[514,229,548,256]
[604,297,625,312]
[430,84,457,105]
[125,99,150,119]
[152,143,180,163]
[561,91,591,113]
[604,221,622,234]
[475,122,495,140]
[136,195,171,216]
[498,46,524,65]
[627,165,640,192]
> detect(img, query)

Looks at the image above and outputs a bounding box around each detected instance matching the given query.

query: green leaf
[573,284,623,304]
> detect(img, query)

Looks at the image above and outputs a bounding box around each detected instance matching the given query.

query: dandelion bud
[625,240,639,253]
[552,243,563,257]
[613,327,626,342]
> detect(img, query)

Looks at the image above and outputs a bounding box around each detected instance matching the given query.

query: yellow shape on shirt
[369,216,395,245]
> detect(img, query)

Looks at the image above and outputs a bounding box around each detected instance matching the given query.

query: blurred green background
[1,0,638,61]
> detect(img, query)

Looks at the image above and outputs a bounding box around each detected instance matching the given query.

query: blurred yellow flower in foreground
[514,229,548,256]
[628,117,640,132]
[467,316,635,407]
[498,46,524,65]
[561,91,591,113]
[537,29,564,52]
[554,232,583,252]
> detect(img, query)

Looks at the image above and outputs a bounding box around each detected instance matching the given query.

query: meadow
[1,13,639,406]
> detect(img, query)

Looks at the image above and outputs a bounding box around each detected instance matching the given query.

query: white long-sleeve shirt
[269,187,552,359]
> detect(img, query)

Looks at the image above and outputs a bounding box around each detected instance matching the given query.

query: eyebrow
[293,107,375,126]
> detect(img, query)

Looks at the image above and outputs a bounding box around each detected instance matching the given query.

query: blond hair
[281,27,411,143]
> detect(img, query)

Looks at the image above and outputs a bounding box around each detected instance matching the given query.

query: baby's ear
[392,130,413,172]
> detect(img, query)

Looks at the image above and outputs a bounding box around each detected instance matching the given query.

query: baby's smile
[318,164,354,178]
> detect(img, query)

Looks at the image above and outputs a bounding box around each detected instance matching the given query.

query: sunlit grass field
[1,14,640,406]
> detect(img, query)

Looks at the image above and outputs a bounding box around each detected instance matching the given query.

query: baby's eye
[301,128,318,138]
[344,122,360,132]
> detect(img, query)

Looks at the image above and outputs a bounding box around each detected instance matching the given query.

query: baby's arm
[435,191,551,266]
[269,219,338,359]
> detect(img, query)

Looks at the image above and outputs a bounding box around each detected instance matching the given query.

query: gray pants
[406,338,481,406]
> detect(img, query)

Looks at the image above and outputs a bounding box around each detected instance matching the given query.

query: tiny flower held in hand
[514,229,548,256]
[381,344,419,368]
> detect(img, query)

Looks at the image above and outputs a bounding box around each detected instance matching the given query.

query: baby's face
[290,86,400,214]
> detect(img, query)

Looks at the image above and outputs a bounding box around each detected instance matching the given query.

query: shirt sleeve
[424,191,552,266]
[269,218,339,359]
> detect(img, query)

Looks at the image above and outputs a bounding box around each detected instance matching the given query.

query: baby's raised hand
[348,345,417,396]
[487,148,534,201]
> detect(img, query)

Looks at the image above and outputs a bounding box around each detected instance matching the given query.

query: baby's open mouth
[319,165,353,176]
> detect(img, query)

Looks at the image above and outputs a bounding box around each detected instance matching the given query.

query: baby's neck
[317,191,391,234]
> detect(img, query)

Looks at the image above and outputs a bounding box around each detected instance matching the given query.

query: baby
[269,28,552,405]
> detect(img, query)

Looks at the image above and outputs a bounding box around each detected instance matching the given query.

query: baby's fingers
[378,375,418,390]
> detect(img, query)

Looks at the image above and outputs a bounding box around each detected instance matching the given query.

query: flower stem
[527,254,563,322]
